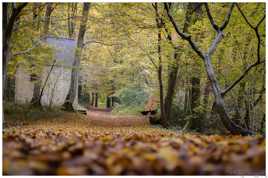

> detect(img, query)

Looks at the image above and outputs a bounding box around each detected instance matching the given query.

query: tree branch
[236,4,265,63]
[205,3,234,31]
[83,39,121,47]
[12,40,41,57]
[221,4,266,96]
[160,18,176,48]
[164,3,204,59]
[204,3,219,31]
[127,33,158,69]
[253,86,265,107]
[207,31,224,56]
[236,4,255,29]
[221,60,265,96]
[219,3,235,30]
[256,14,265,28]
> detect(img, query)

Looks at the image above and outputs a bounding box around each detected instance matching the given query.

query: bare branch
[83,39,121,47]
[205,3,234,31]
[256,14,265,28]
[236,4,255,29]
[204,3,219,31]
[164,3,204,59]
[12,41,41,57]
[160,17,177,48]
[151,3,157,10]
[219,3,235,30]
[253,86,265,107]
[221,60,265,96]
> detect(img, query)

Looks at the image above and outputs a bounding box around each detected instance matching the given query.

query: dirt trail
[87,109,150,127]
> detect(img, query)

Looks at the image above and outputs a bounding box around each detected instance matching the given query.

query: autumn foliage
[3,112,265,175]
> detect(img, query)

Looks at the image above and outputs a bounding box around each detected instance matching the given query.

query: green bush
[116,86,149,106]
[112,86,149,115]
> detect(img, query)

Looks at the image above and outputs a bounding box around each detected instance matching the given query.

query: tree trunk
[189,76,201,129]
[260,114,265,135]
[203,55,252,135]
[111,97,114,107]
[184,87,190,113]
[3,3,27,101]
[67,3,77,39]
[91,92,95,106]
[3,3,9,101]
[202,80,211,119]
[191,77,201,108]
[106,96,111,108]
[42,3,53,36]
[163,3,202,125]
[65,3,90,110]
[94,93,98,107]
[164,50,179,121]
[164,3,253,135]
[153,3,168,128]
[5,76,15,102]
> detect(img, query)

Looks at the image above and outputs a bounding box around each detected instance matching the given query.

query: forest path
[87,109,150,127]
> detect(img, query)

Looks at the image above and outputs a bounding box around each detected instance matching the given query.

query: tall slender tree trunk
[106,96,111,108]
[202,80,210,119]
[163,3,202,124]
[42,3,53,36]
[164,50,179,120]
[190,77,201,127]
[65,3,91,110]
[94,93,98,107]
[154,4,168,128]
[91,92,95,106]
[3,3,27,101]
[67,3,77,39]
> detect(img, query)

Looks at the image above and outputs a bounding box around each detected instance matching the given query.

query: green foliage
[112,86,149,115]
[112,105,144,115]
[115,86,149,106]
[4,102,63,122]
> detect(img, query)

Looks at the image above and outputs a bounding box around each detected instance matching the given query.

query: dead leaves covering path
[3,114,265,175]
[87,110,149,127]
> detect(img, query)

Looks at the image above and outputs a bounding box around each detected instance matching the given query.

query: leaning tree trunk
[203,55,252,135]
[65,3,90,110]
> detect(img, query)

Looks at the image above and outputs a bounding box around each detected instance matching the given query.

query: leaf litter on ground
[3,112,265,175]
